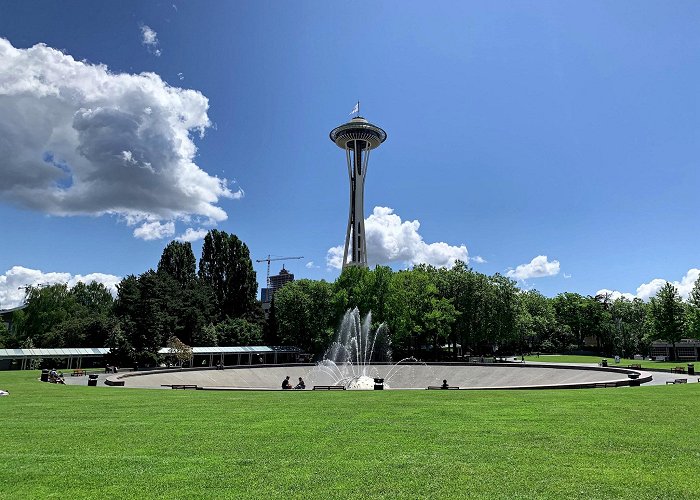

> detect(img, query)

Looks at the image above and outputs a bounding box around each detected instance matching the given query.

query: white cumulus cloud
[0,266,121,310]
[506,255,560,280]
[326,207,469,269]
[133,221,175,241]
[305,261,319,269]
[0,38,239,239]
[176,227,208,242]
[140,25,161,56]
[597,268,700,301]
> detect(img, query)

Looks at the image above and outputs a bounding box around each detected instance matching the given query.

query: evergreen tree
[264,296,279,344]
[158,241,197,287]
[114,271,178,365]
[198,230,258,320]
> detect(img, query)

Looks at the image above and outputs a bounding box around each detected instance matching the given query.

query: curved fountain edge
[104,362,652,390]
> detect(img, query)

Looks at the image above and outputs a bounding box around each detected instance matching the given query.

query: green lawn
[1,371,699,499]
[523,354,693,370]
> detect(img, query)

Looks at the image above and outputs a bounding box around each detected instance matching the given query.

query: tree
[113,275,140,357]
[430,262,471,359]
[610,297,648,357]
[20,336,41,369]
[518,290,558,353]
[9,281,118,349]
[198,230,258,320]
[175,280,217,346]
[158,241,197,287]
[114,271,178,365]
[484,273,521,353]
[194,323,219,347]
[649,283,686,359]
[212,318,263,346]
[105,323,134,367]
[70,281,114,315]
[166,335,193,366]
[386,267,442,358]
[686,276,700,340]
[13,284,76,347]
[424,296,459,359]
[0,320,9,348]
[552,293,587,348]
[263,296,279,344]
[274,279,337,354]
[585,294,614,353]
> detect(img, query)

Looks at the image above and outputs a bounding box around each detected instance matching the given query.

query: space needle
[330,103,387,268]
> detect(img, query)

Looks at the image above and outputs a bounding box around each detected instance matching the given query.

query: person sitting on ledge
[295,377,306,390]
[441,379,449,389]
[282,376,292,390]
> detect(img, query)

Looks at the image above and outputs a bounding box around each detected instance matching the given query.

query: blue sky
[1,1,699,308]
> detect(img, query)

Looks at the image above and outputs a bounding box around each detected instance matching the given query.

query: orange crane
[255,255,304,289]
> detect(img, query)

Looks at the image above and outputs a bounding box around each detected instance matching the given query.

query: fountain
[312,308,420,389]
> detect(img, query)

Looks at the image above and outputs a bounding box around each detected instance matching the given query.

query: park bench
[161,384,198,390]
[71,369,85,377]
[312,385,346,390]
[671,366,686,374]
[427,386,460,390]
[665,379,687,385]
[627,364,642,369]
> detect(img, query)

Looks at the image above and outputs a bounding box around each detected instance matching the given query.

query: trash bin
[40,369,49,382]
[628,373,640,387]
[601,359,608,367]
[373,377,384,390]
[87,374,98,387]
[688,364,695,376]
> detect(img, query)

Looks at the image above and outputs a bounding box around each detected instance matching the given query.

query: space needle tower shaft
[330,109,387,268]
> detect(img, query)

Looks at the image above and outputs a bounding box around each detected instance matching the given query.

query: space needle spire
[330,106,387,268]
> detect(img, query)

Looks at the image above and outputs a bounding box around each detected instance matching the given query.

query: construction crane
[255,255,304,289]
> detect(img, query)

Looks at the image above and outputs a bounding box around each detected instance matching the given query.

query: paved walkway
[523,361,699,386]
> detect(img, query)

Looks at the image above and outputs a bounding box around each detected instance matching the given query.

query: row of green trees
[2,229,700,363]
[273,263,700,359]
[1,230,263,365]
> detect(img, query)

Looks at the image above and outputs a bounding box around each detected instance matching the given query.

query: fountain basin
[104,363,649,390]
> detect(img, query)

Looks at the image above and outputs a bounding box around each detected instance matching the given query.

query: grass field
[1,371,699,499]
[523,354,693,370]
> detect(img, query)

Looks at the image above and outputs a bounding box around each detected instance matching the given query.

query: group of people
[282,376,305,390]
[104,364,119,374]
[49,368,65,384]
